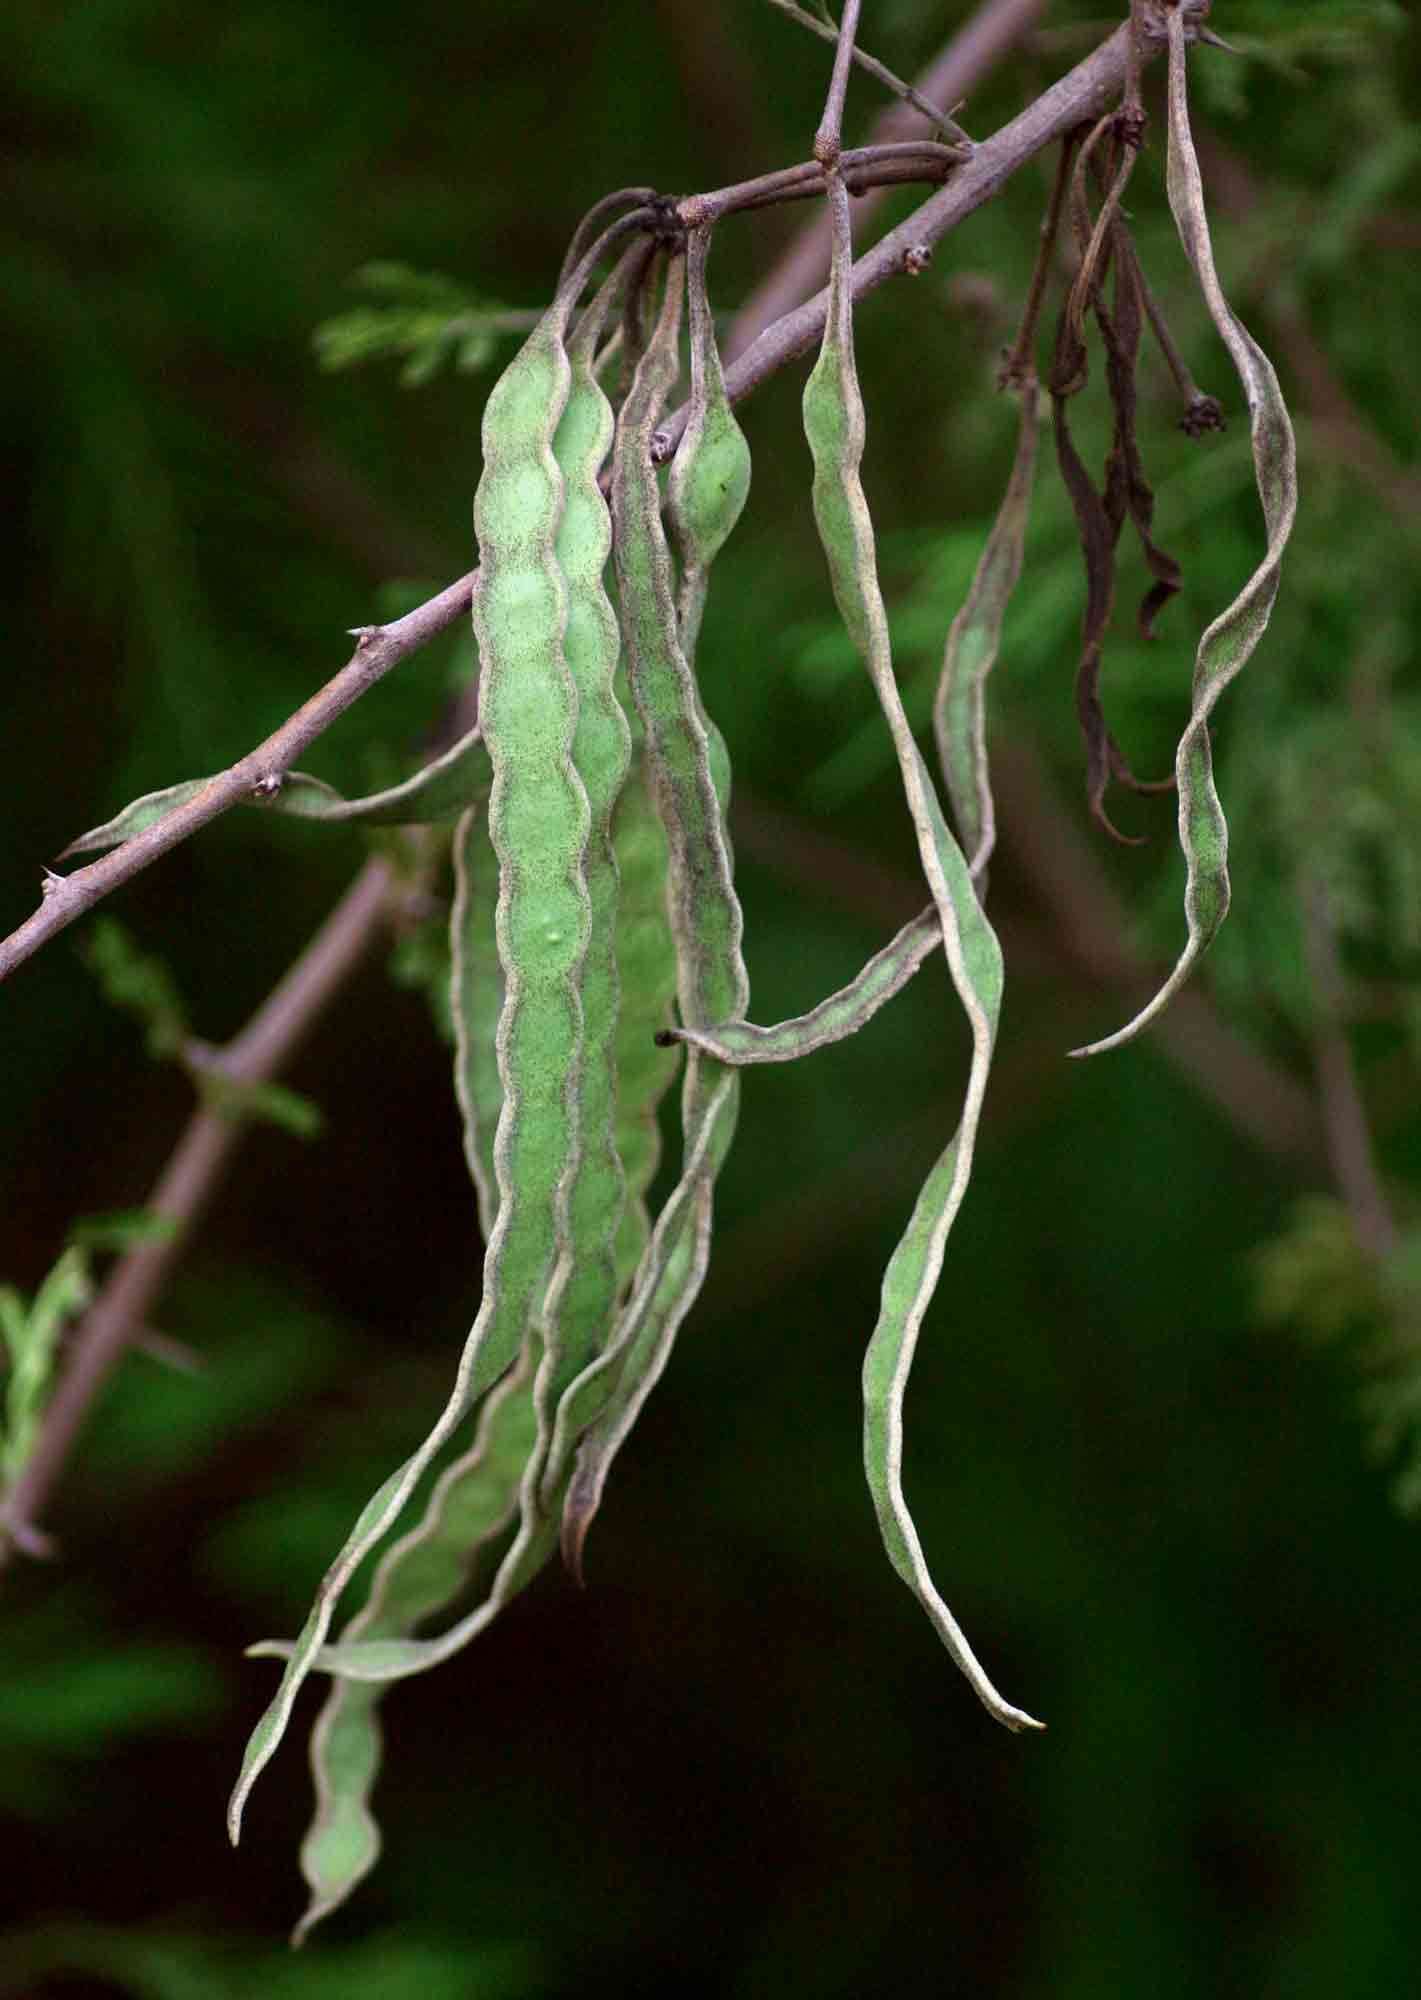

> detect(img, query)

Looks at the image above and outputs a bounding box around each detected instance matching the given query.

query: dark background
[3,2,1420,1994]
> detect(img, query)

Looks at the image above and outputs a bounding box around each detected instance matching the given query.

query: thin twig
[682,142,965,229]
[813,0,861,165]
[730,0,1050,355]
[767,0,972,146]
[0,857,400,1563]
[1123,0,1146,124]
[1114,227,1225,434]
[685,8,1211,453]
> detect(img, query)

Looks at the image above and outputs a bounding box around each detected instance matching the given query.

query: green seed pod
[452,801,505,1239]
[607,713,680,1284]
[803,171,1041,1735]
[933,381,1039,882]
[290,1342,537,1939]
[228,218,653,1838]
[560,251,751,1566]
[668,225,752,664]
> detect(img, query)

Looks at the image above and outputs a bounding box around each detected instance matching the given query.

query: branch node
[902,242,933,277]
[250,771,285,800]
[646,192,686,250]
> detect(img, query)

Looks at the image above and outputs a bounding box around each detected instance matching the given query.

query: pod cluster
[200,19,1296,1929]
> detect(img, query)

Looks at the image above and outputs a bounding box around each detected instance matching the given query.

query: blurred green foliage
[3,0,1420,1993]
[312,263,529,388]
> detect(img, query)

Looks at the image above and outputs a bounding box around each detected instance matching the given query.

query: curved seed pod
[573,255,748,1542]
[63,725,494,857]
[229,224,620,1839]
[608,715,681,1284]
[618,262,748,1034]
[451,802,505,1239]
[517,262,632,1531]
[1071,12,1297,1059]
[667,225,752,664]
[803,171,1042,1734]
[289,1342,537,1941]
[666,907,940,1065]
[550,257,752,1565]
[933,380,1039,881]
[289,324,642,1900]
[367,262,646,1694]
[666,224,747,820]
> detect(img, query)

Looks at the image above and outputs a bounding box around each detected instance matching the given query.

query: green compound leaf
[195,1073,324,1139]
[84,918,188,1059]
[803,171,1042,1734]
[1071,11,1298,1059]
[312,261,527,387]
[67,1209,179,1253]
[2,1246,92,1485]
